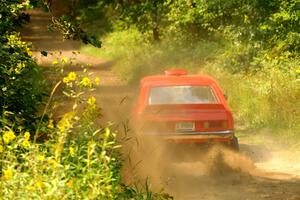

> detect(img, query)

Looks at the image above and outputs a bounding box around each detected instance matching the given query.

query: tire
[230,136,239,151]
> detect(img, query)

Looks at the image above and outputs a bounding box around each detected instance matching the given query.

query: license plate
[175,122,195,132]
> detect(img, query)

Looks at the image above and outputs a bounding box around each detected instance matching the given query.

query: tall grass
[81,28,222,84]
[202,62,300,133]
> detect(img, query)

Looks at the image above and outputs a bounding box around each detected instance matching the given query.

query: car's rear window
[148,86,218,105]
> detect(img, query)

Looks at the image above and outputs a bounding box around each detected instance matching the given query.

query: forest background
[0,0,299,199]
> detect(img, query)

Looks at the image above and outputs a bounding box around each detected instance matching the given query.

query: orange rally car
[133,69,239,150]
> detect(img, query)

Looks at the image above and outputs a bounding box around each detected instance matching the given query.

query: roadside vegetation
[0,1,172,199]
[80,0,300,143]
[1,0,299,199]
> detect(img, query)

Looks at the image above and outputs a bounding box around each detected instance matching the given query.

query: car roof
[140,74,218,87]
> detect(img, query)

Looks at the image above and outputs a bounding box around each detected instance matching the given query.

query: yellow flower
[24,131,30,140]
[47,119,54,129]
[3,169,13,180]
[67,72,77,81]
[61,57,68,64]
[94,77,100,85]
[66,179,73,188]
[0,145,3,153]
[63,72,77,84]
[87,97,96,105]
[22,140,30,148]
[35,180,45,188]
[57,122,69,133]
[37,155,45,161]
[52,60,59,65]
[57,112,75,133]
[3,130,16,144]
[63,77,70,83]
[26,47,33,57]
[69,147,75,157]
[47,158,58,169]
[80,77,92,87]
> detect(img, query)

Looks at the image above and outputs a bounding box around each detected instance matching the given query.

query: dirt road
[163,144,300,200]
[22,9,300,200]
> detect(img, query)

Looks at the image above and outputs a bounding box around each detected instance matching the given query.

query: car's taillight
[203,121,227,129]
[222,121,228,129]
[203,122,210,129]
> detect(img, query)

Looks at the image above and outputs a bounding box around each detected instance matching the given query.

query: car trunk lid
[140,104,232,133]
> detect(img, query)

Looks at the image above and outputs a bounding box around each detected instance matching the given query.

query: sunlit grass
[83,28,300,146]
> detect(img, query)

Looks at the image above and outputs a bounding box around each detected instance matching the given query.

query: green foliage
[0,0,31,35]
[72,0,115,36]
[81,28,147,60]
[260,0,300,53]
[70,0,300,66]
[201,61,300,131]
[0,101,121,199]
[49,15,102,47]
[0,1,172,199]
[114,0,171,41]
[0,123,121,199]
[120,180,173,200]
[0,59,172,199]
[81,28,222,84]
[0,1,45,130]
[0,123,171,199]
[0,0,102,130]
[76,0,300,72]
[84,26,299,137]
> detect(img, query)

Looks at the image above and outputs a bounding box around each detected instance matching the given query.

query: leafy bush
[81,28,147,60]
[0,62,172,199]
[0,0,101,130]
[0,1,50,131]
[0,120,121,199]
[81,28,222,84]
[0,2,172,198]
[0,34,45,130]
[0,1,31,35]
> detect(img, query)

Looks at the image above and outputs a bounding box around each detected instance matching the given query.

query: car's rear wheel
[230,136,239,151]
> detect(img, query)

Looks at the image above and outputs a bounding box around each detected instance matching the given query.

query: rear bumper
[144,130,235,144]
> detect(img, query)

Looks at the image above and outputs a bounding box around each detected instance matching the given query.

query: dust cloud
[121,134,257,187]
[96,89,300,200]
[121,131,300,199]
